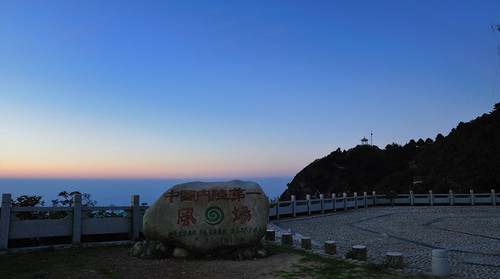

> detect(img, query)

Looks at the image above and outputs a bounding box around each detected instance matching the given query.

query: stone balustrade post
[410,190,414,206]
[363,192,368,208]
[449,190,454,206]
[0,194,12,250]
[372,191,377,206]
[332,193,336,212]
[343,192,347,210]
[72,194,82,245]
[354,192,358,209]
[275,197,280,219]
[131,195,140,240]
[492,189,497,206]
[470,189,475,206]
[429,190,434,206]
[320,194,324,214]
[291,195,296,218]
[306,194,311,215]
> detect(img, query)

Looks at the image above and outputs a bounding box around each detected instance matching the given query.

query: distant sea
[0,177,292,206]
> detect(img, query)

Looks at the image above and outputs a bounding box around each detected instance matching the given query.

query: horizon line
[0,175,295,180]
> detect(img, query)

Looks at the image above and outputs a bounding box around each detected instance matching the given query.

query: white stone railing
[0,193,145,251]
[268,189,498,219]
[269,192,376,219]
[0,189,498,250]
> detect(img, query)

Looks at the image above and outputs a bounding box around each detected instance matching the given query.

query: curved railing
[0,189,497,250]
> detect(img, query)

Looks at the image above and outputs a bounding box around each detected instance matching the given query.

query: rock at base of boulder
[257,249,267,258]
[206,245,267,261]
[173,247,190,258]
[129,240,173,259]
[131,239,268,261]
[237,247,255,260]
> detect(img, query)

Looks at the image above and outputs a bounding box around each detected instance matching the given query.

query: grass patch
[0,246,121,279]
[0,243,437,279]
[265,244,436,279]
[362,262,387,272]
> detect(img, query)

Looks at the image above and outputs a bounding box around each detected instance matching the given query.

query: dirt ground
[45,246,305,279]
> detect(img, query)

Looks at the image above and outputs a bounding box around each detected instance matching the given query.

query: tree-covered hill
[281,103,500,200]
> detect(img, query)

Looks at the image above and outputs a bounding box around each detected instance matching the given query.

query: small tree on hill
[11,195,48,220]
[435,133,444,142]
[51,191,125,218]
[51,191,97,207]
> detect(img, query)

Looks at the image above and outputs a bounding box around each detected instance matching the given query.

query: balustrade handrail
[1,189,498,250]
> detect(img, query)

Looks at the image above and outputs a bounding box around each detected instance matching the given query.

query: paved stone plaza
[268,206,500,278]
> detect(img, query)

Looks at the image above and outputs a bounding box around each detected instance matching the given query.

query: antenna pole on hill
[370,127,373,146]
[491,23,500,33]
[492,24,500,56]
[491,24,500,103]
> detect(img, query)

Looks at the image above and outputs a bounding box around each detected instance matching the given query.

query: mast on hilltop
[370,127,373,146]
[491,24,500,103]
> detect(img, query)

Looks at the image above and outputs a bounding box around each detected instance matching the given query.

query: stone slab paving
[267,206,500,278]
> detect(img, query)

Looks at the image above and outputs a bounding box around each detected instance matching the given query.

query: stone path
[267,206,500,278]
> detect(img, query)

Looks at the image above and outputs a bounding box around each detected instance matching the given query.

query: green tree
[51,191,125,218]
[416,138,425,147]
[49,191,97,218]
[435,133,444,142]
[11,195,48,220]
[51,191,97,207]
[12,191,126,220]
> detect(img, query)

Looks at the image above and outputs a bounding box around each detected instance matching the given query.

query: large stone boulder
[143,180,270,254]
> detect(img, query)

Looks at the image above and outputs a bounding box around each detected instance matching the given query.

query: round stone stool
[351,245,367,261]
[324,241,337,255]
[282,233,293,246]
[301,237,311,249]
[265,230,275,241]
[385,252,404,268]
[432,249,449,277]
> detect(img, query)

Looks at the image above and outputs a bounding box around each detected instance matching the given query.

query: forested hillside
[281,104,500,200]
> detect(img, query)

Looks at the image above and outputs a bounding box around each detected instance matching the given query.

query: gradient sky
[1,1,500,179]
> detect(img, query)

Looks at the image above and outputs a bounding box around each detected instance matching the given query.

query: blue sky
[1,0,500,178]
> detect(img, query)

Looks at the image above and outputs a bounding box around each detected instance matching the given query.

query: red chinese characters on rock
[177,208,197,226]
[163,189,180,203]
[163,187,261,203]
[229,188,245,201]
[232,206,251,224]
[180,190,197,202]
[212,189,229,200]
